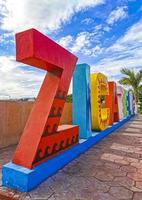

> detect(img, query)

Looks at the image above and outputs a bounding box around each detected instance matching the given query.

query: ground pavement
[0,115,142,200]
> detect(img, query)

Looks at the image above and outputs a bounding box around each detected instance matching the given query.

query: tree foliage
[119,68,142,103]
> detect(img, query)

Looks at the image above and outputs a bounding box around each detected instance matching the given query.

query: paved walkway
[0,115,142,200]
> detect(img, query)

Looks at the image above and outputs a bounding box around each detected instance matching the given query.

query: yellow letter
[90,73,110,131]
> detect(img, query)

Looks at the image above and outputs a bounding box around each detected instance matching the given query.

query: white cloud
[71,32,91,53]
[0,32,14,44]
[1,0,141,97]
[58,28,103,56]
[103,25,111,32]
[58,18,142,85]
[107,18,142,54]
[58,35,73,49]
[107,6,128,26]
[0,28,103,98]
[0,56,45,99]
[59,32,93,54]
[81,18,94,25]
[0,0,105,33]
[0,0,106,98]
[91,45,103,56]
[91,19,142,80]
[70,31,103,56]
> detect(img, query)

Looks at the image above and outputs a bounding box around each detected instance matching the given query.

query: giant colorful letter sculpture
[122,90,129,117]
[73,66,134,135]
[127,91,134,116]
[2,30,135,193]
[105,82,119,125]
[90,73,110,131]
[117,86,124,120]
[73,64,92,138]
[73,66,110,134]
[12,29,79,169]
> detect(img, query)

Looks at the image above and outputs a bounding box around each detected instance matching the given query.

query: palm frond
[119,77,131,85]
[136,70,142,84]
[119,67,142,105]
[120,68,135,79]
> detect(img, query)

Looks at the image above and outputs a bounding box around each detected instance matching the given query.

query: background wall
[0,101,72,148]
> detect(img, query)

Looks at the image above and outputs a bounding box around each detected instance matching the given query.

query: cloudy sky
[0,0,142,98]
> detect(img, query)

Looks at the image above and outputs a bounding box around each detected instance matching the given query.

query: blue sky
[0,0,142,98]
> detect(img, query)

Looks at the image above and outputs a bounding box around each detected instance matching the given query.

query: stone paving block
[29,182,54,200]
[127,152,141,159]
[125,128,141,133]
[0,187,17,200]
[137,169,142,174]
[129,124,142,128]
[109,186,133,199]
[114,158,129,165]
[129,186,142,192]
[105,167,127,177]
[93,191,118,200]
[94,170,114,181]
[0,188,30,200]
[120,165,137,173]
[131,162,142,169]
[127,172,142,181]
[112,176,134,188]
[49,172,72,193]
[104,161,121,169]
[133,192,142,200]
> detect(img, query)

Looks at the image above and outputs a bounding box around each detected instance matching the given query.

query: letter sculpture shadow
[12,29,79,169]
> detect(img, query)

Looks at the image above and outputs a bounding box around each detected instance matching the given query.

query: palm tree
[119,68,142,113]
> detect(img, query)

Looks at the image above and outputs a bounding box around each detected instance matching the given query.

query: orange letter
[105,82,119,125]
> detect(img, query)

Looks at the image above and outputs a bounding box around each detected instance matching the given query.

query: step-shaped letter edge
[12,29,79,169]
[117,86,124,120]
[90,73,110,131]
[105,82,119,125]
[73,64,92,139]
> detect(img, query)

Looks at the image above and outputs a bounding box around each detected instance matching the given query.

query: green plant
[119,68,142,113]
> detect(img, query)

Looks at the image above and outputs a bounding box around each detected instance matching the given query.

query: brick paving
[0,115,142,200]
